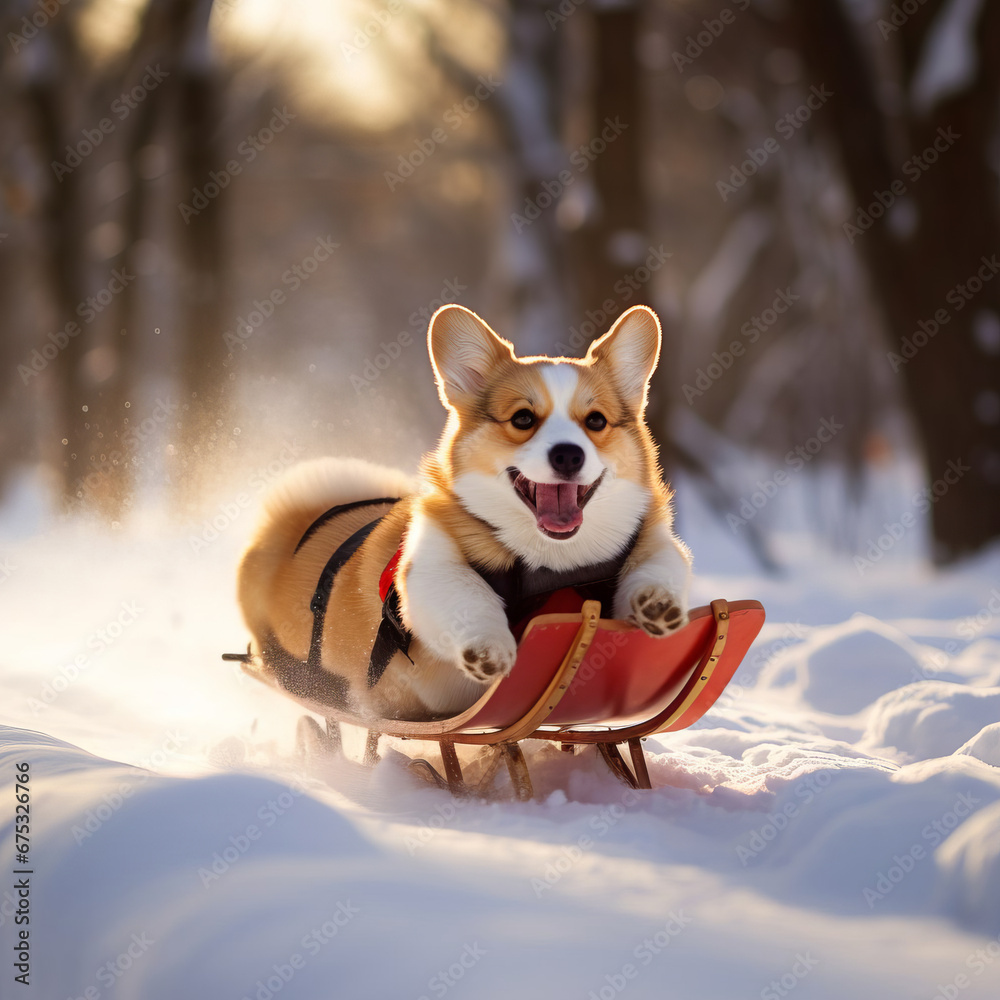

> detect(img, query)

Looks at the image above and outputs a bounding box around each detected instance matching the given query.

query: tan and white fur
[237,304,692,721]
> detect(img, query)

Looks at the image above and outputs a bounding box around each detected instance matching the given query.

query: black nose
[548,443,585,477]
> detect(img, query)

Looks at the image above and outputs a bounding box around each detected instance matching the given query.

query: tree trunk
[98,1,179,519]
[568,5,647,322]
[171,0,232,509]
[22,34,92,505]
[793,0,1000,561]
[496,0,572,353]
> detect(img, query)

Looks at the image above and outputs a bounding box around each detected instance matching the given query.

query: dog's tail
[237,457,415,641]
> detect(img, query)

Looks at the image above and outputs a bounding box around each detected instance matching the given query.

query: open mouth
[507,468,604,540]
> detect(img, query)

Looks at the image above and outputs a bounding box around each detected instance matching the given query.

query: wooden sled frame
[231,598,764,800]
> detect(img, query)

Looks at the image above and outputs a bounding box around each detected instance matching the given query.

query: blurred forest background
[1,0,999,567]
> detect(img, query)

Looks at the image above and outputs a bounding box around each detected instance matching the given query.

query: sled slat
[231,597,765,792]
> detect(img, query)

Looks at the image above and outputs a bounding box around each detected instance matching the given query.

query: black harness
[473,540,638,629]
[302,498,640,690]
[299,497,400,678]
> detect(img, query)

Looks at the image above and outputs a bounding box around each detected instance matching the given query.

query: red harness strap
[379,543,404,602]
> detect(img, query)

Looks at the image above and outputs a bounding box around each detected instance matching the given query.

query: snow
[864,683,1000,761]
[910,0,986,114]
[755,614,932,715]
[958,723,1000,767]
[3,462,1000,999]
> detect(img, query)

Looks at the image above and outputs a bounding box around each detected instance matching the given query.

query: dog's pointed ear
[585,305,661,411]
[428,305,515,410]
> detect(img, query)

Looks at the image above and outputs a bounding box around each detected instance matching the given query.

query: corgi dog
[236,304,692,722]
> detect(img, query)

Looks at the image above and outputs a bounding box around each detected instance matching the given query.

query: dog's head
[427,304,664,570]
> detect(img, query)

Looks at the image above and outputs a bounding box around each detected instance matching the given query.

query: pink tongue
[534,482,583,533]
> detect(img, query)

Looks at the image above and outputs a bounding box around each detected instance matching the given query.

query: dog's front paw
[629,585,687,636]
[458,631,517,683]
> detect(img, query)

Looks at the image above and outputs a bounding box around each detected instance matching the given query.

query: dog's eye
[585,411,607,432]
[510,409,536,430]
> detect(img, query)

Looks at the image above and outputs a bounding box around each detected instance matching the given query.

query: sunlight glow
[77,0,146,65]
[75,0,503,133]
[212,0,433,130]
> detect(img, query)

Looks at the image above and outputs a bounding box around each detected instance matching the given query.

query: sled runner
[224,595,765,800]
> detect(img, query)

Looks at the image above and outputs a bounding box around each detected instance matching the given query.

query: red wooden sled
[229,596,765,799]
